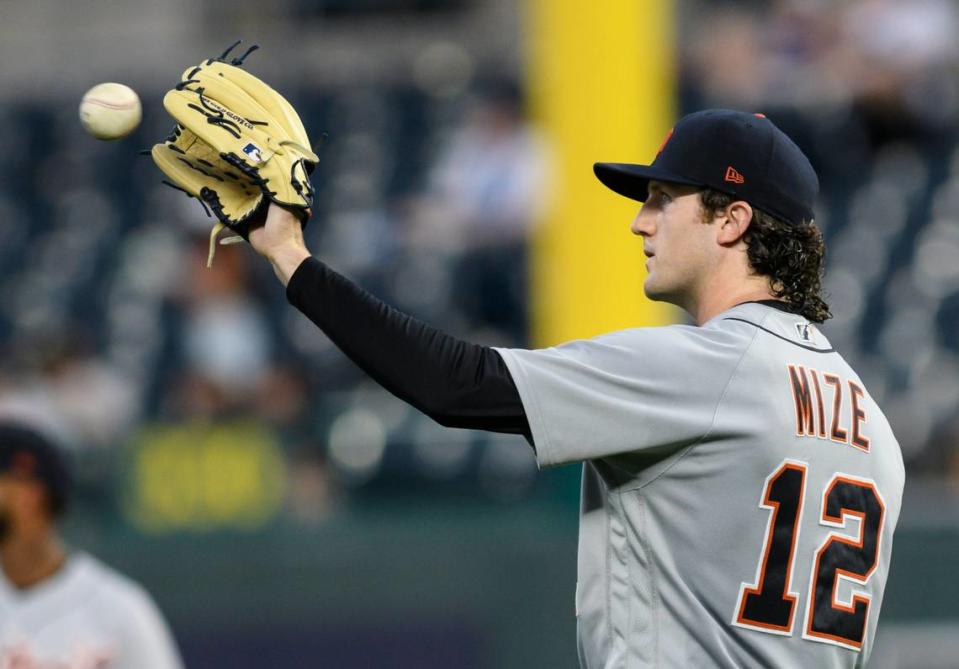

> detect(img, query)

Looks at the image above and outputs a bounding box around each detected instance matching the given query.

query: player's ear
[716,200,753,246]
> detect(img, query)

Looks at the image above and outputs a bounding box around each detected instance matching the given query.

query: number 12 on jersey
[732,460,886,651]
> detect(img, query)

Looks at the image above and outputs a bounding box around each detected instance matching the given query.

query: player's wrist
[268,241,312,286]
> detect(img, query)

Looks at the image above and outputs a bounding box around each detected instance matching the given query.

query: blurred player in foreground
[199,103,902,666]
[0,422,184,669]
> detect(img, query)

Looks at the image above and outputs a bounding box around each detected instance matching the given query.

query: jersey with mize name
[0,552,184,669]
[496,302,904,669]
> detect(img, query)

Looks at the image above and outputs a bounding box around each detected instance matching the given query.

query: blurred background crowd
[0,0,957,666]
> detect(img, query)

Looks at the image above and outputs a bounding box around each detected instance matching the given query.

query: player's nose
[631,208,654,237]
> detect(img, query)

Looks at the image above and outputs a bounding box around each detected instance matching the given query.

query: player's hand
[248,203,312,286]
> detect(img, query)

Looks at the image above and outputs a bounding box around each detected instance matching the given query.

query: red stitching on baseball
[83,98,137,110]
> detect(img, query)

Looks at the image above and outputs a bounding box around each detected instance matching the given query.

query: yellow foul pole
[524,0,677,346]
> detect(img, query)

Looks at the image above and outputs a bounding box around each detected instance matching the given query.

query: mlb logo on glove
[242,142,264,163]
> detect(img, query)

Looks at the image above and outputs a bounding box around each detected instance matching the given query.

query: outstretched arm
[248,204,531,437]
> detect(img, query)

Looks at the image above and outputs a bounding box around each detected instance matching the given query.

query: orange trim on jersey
[823,374,848,444]
[787,365,816,437]
[848,382,870,452]
[804,475,886,650]
[735,461,807,633]
[809,368,827,439]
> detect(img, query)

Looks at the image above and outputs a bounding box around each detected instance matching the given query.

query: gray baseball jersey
[0,551,184,669]
[496,302,904,668]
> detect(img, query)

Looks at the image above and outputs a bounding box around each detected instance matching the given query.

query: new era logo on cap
[725,166,745,184]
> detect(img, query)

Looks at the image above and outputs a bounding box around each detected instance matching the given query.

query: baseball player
[0,422,184,669]
[243,108,904,667]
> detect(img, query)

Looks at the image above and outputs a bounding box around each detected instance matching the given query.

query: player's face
[0,475,44,544]
[631,181,714,309]
[0,476,15,543]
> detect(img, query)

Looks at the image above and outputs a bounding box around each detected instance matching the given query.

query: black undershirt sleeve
[285,257,531,439]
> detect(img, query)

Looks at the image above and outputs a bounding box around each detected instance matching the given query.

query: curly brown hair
[699,189,831,323]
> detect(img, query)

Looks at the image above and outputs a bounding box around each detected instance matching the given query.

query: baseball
[79,83,142,140]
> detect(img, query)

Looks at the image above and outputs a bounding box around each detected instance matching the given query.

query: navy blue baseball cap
[0,422,72,516]
[594,109,818,225]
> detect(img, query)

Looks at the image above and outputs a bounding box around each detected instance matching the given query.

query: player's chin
[643,277,682,306]
[643,275,665,301]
